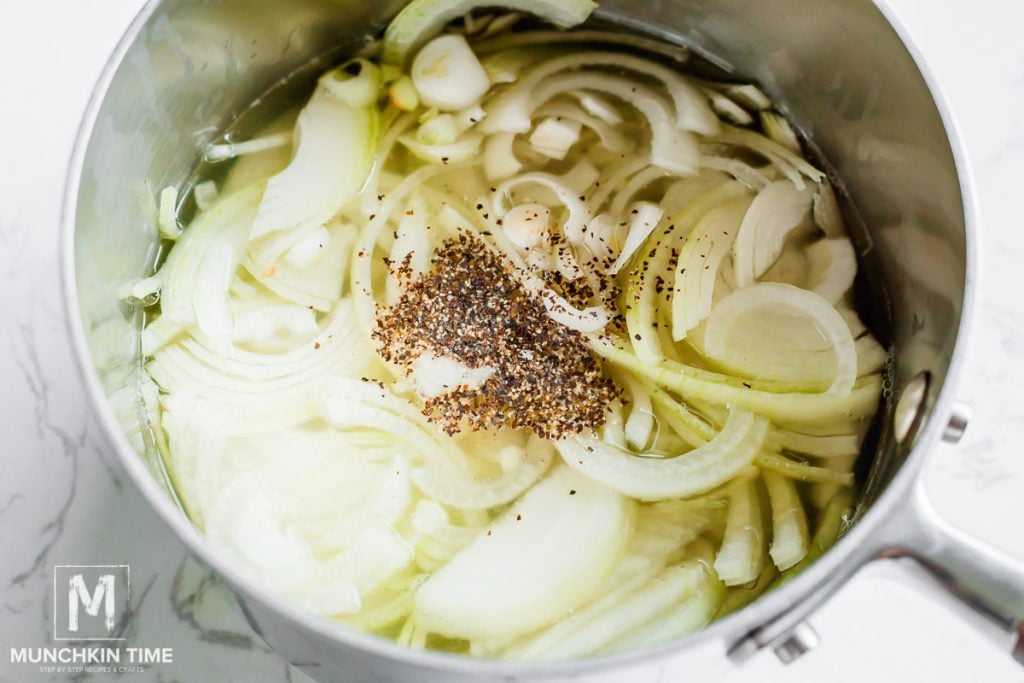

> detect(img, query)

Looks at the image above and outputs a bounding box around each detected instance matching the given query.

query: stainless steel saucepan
[62,0,1024,680]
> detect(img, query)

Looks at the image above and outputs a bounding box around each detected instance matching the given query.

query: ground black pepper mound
[373,232,618,439]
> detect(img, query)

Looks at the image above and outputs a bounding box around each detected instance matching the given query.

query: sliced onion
[856,334,888,376]
[351,161,474,336]
[704,282,857,396]
[837,304,868,337]
[413,464,631,642]
[486,71,700,175]
[608,166,669,218]
[220,115,297,196]
[771,429,861,458]
[250,82,378,239]
[671,195,753,339]
[659,171,730,218]
[328,397,458,462]
[409,350,496,398]
[161,391,238,524]
[763,469,809,571]
[315,519,413,600]
[781,491,852,577]
[805,237,857,304]
[498,512,715,658]
[410,500,483,552]
[413,434,554,509]
[204,470,323,592]
[609,202,663,275]
[381,0,596,65]
[699,155,772,191]
[583,213,617,262]
[617,563,724,648]
[479,47,547,85]
[398,131,483,164]
[760,111,801,154]
[206,464,413,618]
[571,90,623,125]
[809,452,858,510]
[457,103,488,129]
[117,275,162,302]
[497,552,659,658]
[482,131,522,181]
[389,75,421,111]
[813,179,845,237]
[626,178,748,363]
[540,294,610,333]
[284,225,331,268]
[559,159,600,195]
[715,124,825,189]
[503,202,550,248]
[416,113,459,144]
[557,406,768,501]
[757,451,855,486]
[158,182,263,340]
[492,172,592,244]
[150,323,374,433]
[362,112,417,215]
[590,337,880,432]
[321,59,382,108]
[732,179,814,288]
[483,50,717,136]
[701,88,753,126]
[320,378,481,468]
[205,132,292,163]
[523,563,708,660]
[691,300,883,389]
[193,180,219,211]
[159,185,181,239]
[528,116,582,159]
[724,84,772,111]
[141,317,185,356]
[479,11,522,37]
[621,374,655,452]
[177,298,358,373]
[411,35,491,111]
[586,156,650,213]
[713,478,764,586]
[231,303,318,351]
[386,194,431,303]
[229,432,412,549]
[243,219,357,312]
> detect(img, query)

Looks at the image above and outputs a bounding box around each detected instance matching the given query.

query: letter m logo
[68,574,115,632]
[53,565,130,641]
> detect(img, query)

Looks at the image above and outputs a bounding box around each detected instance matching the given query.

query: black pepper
[373,232,617,438]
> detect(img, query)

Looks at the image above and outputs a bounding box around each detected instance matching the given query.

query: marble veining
[2,0,1024,681]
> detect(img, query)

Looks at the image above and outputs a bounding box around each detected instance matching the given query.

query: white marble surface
[1,0,1023,681]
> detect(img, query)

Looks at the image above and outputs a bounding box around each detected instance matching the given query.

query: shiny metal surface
[772,622,820,665]
[942,401,972,444]
[61,0,1021,680]
[885,485,1024,651]
[894,371,929,445]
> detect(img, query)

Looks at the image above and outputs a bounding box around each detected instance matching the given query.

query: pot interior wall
[72,0,966,645]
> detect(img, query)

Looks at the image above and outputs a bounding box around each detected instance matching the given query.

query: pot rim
[59,0,979,676]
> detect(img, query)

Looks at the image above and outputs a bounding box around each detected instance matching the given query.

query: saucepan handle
[728,479,1024,666]
[879,482,1024,664]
